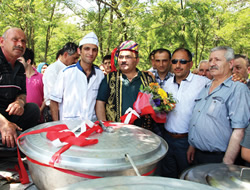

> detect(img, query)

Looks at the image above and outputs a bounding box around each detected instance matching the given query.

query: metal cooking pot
[180,163,250,190]
[17,121,168,190]
[57,176,218,190]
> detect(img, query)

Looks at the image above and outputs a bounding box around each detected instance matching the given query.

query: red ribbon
[16,123,103,184]
[15,121,154,184]
[27,156,156,179]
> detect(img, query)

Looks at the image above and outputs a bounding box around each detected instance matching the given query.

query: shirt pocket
[207,96,225,118]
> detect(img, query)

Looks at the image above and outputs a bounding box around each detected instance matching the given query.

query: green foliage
[0,0,249,68]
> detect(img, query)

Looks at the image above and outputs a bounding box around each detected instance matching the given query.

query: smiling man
[153,48,172,87]
[95,40,154,129]
[0,28,40,148]
[157,48,210,178]
[188,46,249,166]
[50,32,104,121]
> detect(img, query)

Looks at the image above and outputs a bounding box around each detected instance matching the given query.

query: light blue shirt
[189,76,250,152]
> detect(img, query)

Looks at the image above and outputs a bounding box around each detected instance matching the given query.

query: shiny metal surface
[18,121,168,190]
[57,176,218,190]
[180,163,250,190]
[18,121,168,171]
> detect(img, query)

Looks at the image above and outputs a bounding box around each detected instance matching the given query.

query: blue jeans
[155,131,190,178]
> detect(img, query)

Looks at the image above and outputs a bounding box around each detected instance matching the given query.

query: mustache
[13,46,24,51]
[210,66,219,70]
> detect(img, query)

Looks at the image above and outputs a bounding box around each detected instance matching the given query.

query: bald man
[0,28,40,149]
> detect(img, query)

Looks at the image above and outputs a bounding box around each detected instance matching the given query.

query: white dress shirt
[163,72,210,133]
[43,59,66,106]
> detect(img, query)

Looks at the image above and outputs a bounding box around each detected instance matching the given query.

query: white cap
[79,32,99,47]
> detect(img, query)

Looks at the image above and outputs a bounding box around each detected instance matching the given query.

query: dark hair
[22,48,34,65]
[148,50,155,61]
[61,42,78,56]
[172,48,192,61]
[235,54,250,67]
[153,48,171,59]
[56,49,63,60]
[102,55,111,63]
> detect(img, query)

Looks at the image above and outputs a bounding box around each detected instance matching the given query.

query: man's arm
[242,147,250,163]
[223,128,245,164]
[187,145,195,164]
[6,94,26,116]
[0,114,22,148]
[50,100,59,121]
[95,100,107,121]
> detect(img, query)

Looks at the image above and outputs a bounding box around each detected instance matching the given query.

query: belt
[196,148,225,155]
[166,130,188,139]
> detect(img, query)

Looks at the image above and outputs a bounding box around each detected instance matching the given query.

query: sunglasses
[171,59,191,64]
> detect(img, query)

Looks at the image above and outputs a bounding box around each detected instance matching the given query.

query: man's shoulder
[230,80,250,92]
[192,74,210,83]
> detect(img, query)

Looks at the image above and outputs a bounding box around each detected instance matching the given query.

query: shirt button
[193,124,195,126]
[198,110,200,112]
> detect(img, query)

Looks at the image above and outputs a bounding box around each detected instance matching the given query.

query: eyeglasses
[171,59,191,64]
[118,55,137,60]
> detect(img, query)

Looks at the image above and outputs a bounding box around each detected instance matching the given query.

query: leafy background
[0,0,249,71]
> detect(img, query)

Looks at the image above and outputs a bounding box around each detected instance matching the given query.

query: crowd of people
[0,27,249,179]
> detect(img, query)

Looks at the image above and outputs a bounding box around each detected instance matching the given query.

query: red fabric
[15,123,102,184]
[120,92,166,124]
[110,47,117,72]
[27,156,156,179]
[120,112,138,124]
[134,92,166,123]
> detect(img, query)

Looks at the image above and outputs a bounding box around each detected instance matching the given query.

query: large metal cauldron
[17,121,168,190]
[180,163,250,190]
[57,176,218,190]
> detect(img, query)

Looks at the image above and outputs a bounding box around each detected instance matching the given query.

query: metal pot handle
[125,153,141,176]
[240,168,250,180]
[98,120,114,133]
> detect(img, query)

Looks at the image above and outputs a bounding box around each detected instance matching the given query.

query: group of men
[0,27,249,180]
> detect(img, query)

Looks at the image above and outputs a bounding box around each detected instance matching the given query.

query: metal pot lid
[180,163,250,190]
[57,176,218,190]
[17,121,168,172]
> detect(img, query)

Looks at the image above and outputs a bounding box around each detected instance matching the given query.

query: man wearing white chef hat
[50,32,104,121]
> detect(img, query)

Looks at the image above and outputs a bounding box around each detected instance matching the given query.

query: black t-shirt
[0,48,26,113]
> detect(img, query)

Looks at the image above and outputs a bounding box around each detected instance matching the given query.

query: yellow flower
[149,83,160,89]
[158,88,168,99]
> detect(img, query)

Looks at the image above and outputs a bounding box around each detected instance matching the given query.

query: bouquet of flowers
[120,82,176,124]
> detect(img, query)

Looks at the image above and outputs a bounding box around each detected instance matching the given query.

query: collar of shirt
[120,68,141,81]
[172,72,193,88]
[155,71,172,87]
[57,58,66,67]
[76,61,96,82]
[205,75,233,89]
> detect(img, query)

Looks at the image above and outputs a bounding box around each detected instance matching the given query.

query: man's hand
[232,73,247,84]
[1,121,22,148]
[187,145,195,164]
[6,99,25,116]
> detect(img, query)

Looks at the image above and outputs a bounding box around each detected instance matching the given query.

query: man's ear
[189,61,193,69]
[63,52,68,58]
[27,59,32,65]
[0,37,4,46]
[229,59,234,70]
[135,57,140,66]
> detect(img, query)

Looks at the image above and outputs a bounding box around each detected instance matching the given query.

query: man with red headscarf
[95,40,154,130]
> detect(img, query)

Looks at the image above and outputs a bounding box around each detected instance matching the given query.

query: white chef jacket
[43,59,66,106]
[50,61,104,121]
